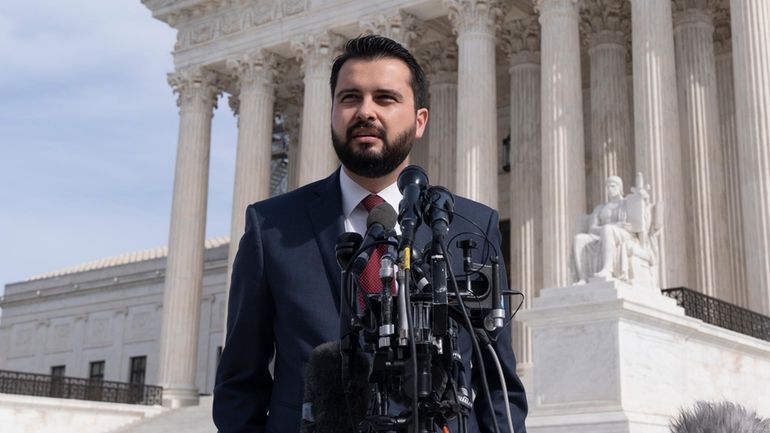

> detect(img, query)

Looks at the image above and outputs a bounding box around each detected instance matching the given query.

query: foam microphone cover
[301,341,371,433]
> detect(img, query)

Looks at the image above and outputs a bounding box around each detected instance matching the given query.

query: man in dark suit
[213,35,528,433]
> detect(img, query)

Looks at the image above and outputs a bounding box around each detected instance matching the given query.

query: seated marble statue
[572,174,659,285]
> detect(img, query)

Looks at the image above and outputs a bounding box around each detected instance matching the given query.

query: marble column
[275,64,304,192]
[581,0,633,206]
[416,39,458,188]
[535,0,587,288]
[159,67,221,408]
[730,0,770,314]
[360,10,423,50]
[291,32,342,187]
[673,1,730,299]
[445,0,506,209]
[630,0,689,289]
[714,4,747,307]
[224,51,279,304]
[502,15,541,373]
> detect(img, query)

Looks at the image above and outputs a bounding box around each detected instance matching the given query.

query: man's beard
[332,120,415,179]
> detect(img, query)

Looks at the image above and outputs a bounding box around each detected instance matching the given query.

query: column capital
[226,50,281,95]
[415,38,458,77]
[167,66,223,111]
[579,0,629,49]
[359,10,424,50]
[673,0,717,29]
[534,0,580,20]
[501,15,541,68]
[712,2,731,55]
[290,31,345,77]
[444,0,507,36]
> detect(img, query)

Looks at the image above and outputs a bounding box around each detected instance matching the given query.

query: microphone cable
[439,239,501,433]
[476,330,515,433]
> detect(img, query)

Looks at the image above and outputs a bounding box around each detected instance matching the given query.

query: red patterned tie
[358,194,390,309]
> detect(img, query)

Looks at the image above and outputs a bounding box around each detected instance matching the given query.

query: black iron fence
[0,370,163,405]
[662,287,770,342]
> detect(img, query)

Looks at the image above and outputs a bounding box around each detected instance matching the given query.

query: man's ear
[415,108,429,139]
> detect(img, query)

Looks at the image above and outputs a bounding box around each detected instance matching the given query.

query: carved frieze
[445,0,507,35]
[166,0,310,51]
[359,11,424,50]
[501,15,541,67]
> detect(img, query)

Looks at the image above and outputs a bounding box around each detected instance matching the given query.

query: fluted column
[730,0,770,314]
[581,0,633,205]
[159,67,221,408]
[502,15,541,372]
[416,39,458,188]
[714,4,747,307]
[222,52,279,336]
[535,0,586,288]
[673,1,730,299]
[445,0,506,208]
[630,0,688,288]
[360,10,424,50]
[275,65,304,192]
[291,32,341,186]
[224,51,279,304]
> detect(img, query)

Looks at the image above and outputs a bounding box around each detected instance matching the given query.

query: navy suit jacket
[213,169,527,433]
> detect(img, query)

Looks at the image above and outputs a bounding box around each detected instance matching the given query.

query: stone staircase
[110,396,215,433]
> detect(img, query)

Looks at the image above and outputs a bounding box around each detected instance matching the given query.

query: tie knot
[361,194,385,212]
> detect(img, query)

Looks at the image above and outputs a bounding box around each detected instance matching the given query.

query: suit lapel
[306,169,346,312]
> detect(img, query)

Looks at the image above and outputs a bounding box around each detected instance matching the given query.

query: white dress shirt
[339,168,402,236]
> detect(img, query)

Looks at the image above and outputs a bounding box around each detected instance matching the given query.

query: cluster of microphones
[302,165,515,433]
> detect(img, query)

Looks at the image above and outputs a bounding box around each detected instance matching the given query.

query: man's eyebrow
[335,88,360,96]
[375,89,404,99]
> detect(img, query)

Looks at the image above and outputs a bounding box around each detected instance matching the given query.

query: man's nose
[356,98,376,121]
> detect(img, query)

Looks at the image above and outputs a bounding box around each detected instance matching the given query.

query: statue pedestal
[516,280,770,433]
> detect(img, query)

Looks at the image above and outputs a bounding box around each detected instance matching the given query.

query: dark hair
[330,35,429,110]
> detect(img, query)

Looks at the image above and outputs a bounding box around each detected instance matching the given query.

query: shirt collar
[340,168,403,217]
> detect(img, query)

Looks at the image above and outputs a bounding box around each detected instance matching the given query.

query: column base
[161,387,200,408]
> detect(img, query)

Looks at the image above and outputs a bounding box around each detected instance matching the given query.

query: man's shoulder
[452,195,497,220]
[247,172,339,216]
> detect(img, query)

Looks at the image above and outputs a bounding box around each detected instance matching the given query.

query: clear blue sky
[0,1,239,293]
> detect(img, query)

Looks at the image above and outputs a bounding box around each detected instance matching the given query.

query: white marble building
[2,0,770,415]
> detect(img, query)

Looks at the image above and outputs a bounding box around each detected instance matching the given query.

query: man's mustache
[346,120,385,140]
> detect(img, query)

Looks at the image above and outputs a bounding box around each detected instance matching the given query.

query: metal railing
[0,370,163,405]
[662,287,770,342]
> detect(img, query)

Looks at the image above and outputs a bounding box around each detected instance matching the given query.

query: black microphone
[423,186,455,239]
[336,232,363,270]
[350,202,398,275]
[301,341,371,433]
[397,165,429,250]
[337,233,364,343]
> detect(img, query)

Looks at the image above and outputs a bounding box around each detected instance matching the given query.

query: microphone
[396,165,429,250]
[422,186,455,240]
[350,202,398,275]
[336,233,364,344]
[336,232,363,270]
[301,341,371,433]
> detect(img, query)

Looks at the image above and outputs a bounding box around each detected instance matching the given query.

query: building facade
[2,0,770,410]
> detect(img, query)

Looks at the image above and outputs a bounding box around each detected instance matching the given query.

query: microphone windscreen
[302,341,371,433]
[367,202,397,231]
[336,232,363,269]
[397,165,429,194]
